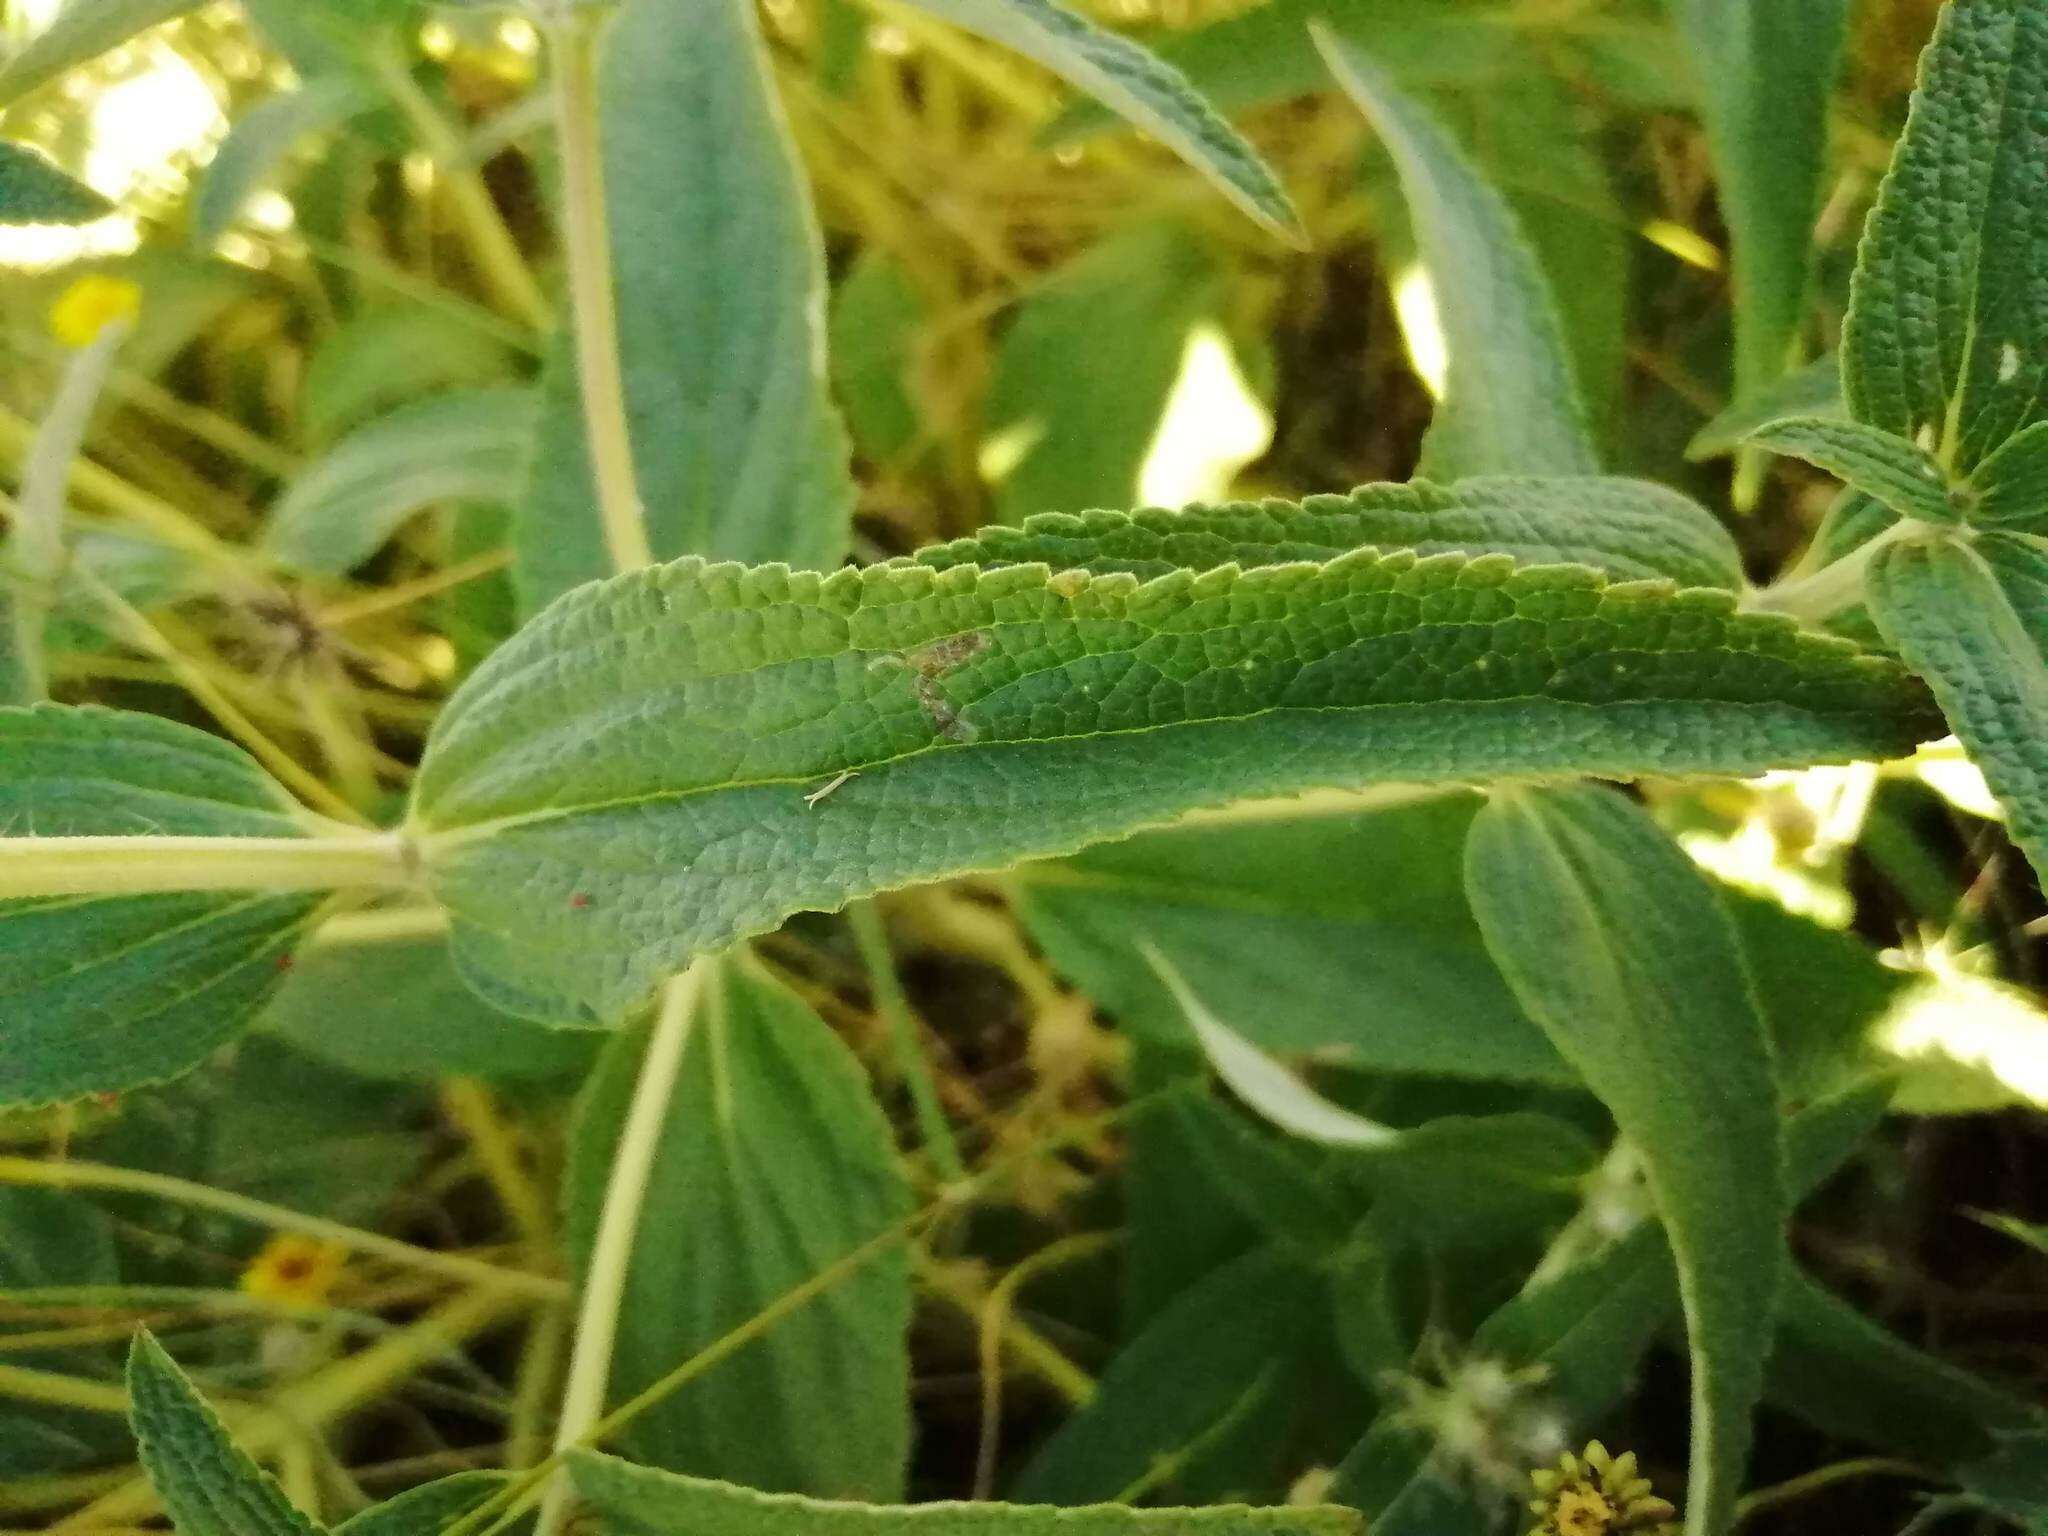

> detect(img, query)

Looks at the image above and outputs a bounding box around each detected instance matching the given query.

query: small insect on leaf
[804,770,858,807]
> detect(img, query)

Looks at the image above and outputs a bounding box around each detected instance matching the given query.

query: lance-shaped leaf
[127,1332,330,1536]
[266,388,534,576]
[565,956,913,1498]
[0,706,326,1106]
[0,141,112,224]
[1668,0,1849,404]
[518,0,853,610]
[1312,26,1596,479]
[192,78,372,247]
[1464,785,1786,1536]
[1844,0,2048,472]
[1747,416,1961,525]
[917,478,1744,589]
[1688,354,1846,462]
[890,0,1299,244]
[410,547,1937,1023]
[0,0,199,107]
[567,1449,1362,1534]
[1868,530,2048,886]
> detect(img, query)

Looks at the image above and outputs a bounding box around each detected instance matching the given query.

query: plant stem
[1748,519,1914,625]
[851,902,967,1183]
[0,1158,564,1304]
[376,55,551,332]
[534,964,707,1536]
[0,833,411,901]
[548,6,654,575]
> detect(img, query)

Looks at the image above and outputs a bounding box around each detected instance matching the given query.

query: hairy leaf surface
[518,0,852,608]
[128,1332,329,1535]
[567,1450,1361,1535]
[1313,28,1595,479]
[410,549,1936,1022]
[1464,785,1785,1536]
[0,706,322,1106]
[0,141,112,224]
[565,956,912,1498]
[1844,0,2048,472]
[1748,416,1959,524]
[918,479,1743,589]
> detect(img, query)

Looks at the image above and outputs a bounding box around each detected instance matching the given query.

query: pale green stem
[0,1158,564,1305]
[0,832,410,901]
[7,319,129,699]
[549,7,654,575]
[851,902,967,1183]
[1747,519,1916,625]
[375,54,551,332]
[533,963,707,1536]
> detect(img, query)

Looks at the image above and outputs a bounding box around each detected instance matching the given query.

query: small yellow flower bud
[49,274,141,348]
[240,1235,347,1308]
[1526,1441,1680,1536]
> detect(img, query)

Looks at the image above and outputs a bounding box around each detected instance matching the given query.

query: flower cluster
[1527,1442,1679,1536]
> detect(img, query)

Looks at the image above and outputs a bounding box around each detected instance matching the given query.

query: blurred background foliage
[3,1,2048,1533]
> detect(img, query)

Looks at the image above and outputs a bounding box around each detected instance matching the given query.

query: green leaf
[568,1448,1362,1535]
[0,141,112,225]
[0,706,323,1107]
[1667,0,1848,401]
[301,304,521,446]
[0,0,198,107]
[1768,1267,2044,1465]
[333,1473,522,1535]
[1463,785,1786,1536]
[191,79,371,247]
[1688,353,1845,462]
[1012,1248,1325,1505]
[919,477,1745,589]
[1312,27,1596,479]
[518,0,853,610]
[982,223,1220,522]
[889,0,1300,244]
[410,545,1937,1024]
[565,955,912,1498]
[1746,416,1961,524]
[126,1331,330,1536]
[1013,795,1573,1087]
[259,922,600,1083]
[265,388,534,576]
[1968,420,2048,529]
[1843,0,2048,473]
[1867,531,2048,886]
[831,253,928,468]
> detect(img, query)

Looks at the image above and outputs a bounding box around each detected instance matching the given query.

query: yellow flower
[1528,1442,1679,1536]
[48,274,141,348]
[240,1236,347,1308]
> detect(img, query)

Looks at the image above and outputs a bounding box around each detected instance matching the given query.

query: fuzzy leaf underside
[0,140,112,224]
[1843,0,2048,473]
[1313,29,1596,479]
[892,0,1299,243]
[1748,417,1958,525]
[915,478,1743,589]
[1868,531,2048,887]
[0,706,320,1106]
[128,1333,329,1535]
[566,1450,1360,1535]
[517,0,853,609]
[410,547,1937,1024]
[1464,786,1787,1536]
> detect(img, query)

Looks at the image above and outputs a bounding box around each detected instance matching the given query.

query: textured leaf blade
[0,0,198,106]
[1464,785,1787,1536]
[266,388,533,575]
[1747,416,1959,524]
[127,1331,330,1536]
[1669,0,1848,401]
[518,0,853,609]
[565,956,913,1498]
[1868,531,2048,886]
[1688,353,1845,462]
[0,141,112,224]
[891,0,1299,244]
[918,478,1744,589]
[567,1449,1360,1535]
[411,547,1937,1023]
[0,706,322,1106]
[1843,0,2048,471]
[1968,420,2048,529]
[1313,26,1595,479]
